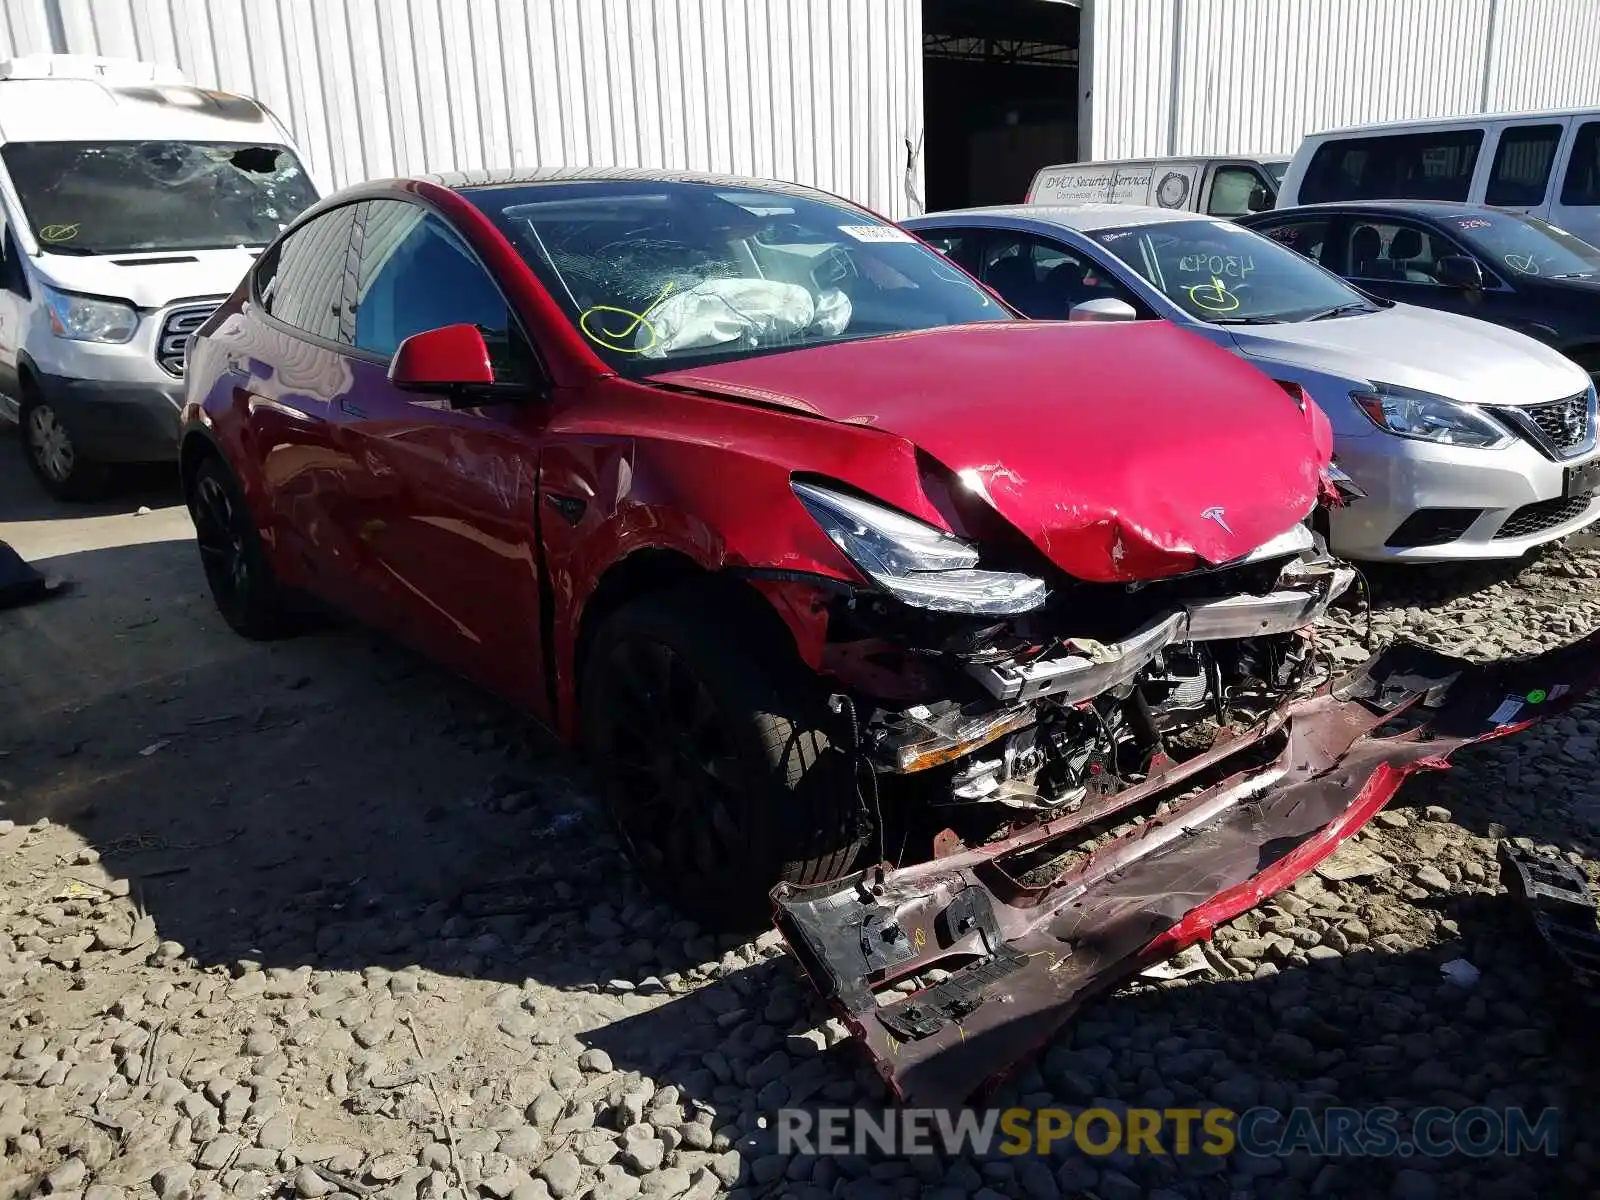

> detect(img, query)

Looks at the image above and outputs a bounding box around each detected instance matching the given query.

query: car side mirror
[388,324,496,399]
[1435,255,1486,291]
[1068,297,1139,323]
[1247,184,1273,213]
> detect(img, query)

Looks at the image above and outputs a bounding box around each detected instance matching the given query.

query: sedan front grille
[156,302,220,378]
[1493,493,1595,539]
[1495,389,1598,461]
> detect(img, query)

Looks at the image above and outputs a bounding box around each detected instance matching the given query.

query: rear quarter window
[1301,130,1484,203]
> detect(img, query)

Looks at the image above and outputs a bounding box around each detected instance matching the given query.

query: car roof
[1253,199,1492,221]
[907,203,1223,232]
[421,166,834,197]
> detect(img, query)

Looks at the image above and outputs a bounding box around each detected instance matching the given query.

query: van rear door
[1549,118,1600,246]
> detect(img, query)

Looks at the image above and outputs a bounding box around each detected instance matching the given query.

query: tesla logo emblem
[1201,506,1233,534]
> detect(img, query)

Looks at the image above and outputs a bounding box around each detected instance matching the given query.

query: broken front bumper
[969,553,1354,704]
[773,632,1600,1107]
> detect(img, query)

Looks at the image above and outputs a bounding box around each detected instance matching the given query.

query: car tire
[19,390,111,502]
[188,456,295,640]
[581,582,866,931]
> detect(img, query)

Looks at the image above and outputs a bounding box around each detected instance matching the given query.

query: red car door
[328,198,553,717]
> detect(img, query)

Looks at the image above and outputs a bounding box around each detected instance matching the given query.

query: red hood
[647,322,1328,583]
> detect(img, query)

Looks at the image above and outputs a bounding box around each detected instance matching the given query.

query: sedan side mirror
[388,324,496,395]
[1435,255,1486,291]
[1068,297,1139,323]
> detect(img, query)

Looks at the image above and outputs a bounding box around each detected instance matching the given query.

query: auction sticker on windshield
[839,225,915,243]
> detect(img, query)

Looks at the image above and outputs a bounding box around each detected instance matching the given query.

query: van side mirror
[1435,255,1486,291]
[1247,184,1274,212]
[1069,297,1139,323]
[388,324,495,393]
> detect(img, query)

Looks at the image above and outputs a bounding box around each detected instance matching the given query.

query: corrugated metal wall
[1086,0,1600,159]
[0,0,925,219]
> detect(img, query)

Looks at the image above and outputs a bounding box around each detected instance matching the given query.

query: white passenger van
[1277,109,1600,245]
[0,54,321,498]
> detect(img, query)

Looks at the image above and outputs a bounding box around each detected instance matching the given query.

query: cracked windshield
[1,140,319,255]
[1091,218,1377,325]
[467,180,1005,371]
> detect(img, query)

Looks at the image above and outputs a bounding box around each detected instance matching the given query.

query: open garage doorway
[922,0,1080,211]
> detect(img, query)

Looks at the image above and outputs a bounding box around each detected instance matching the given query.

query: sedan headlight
[792,480,1046,616]
[1350,382,1511,449]
[43,285,138,343]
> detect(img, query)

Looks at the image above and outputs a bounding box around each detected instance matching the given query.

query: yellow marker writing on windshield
[579,280,676,354]
[1187,274,1240,314]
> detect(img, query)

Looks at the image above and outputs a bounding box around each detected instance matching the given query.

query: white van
[0,54,321,498]
[1025,156,1288,216]
[1277,109,1600,245]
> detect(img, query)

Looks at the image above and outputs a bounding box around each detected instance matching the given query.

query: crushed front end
[775,633,1600,1106]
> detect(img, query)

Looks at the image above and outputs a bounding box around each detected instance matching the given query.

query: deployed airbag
[638,278,851,357]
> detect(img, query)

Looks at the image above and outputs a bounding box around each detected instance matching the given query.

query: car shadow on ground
[1357,554,1551,615]
[2,534,1597,1196]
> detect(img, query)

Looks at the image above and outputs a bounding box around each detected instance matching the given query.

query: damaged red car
[177,172,1596,1101]
[182,168,1346,915]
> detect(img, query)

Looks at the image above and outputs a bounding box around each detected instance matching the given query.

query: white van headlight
[43,285,138,344]
[1350,383,1511,449]
[792,480,1047,616]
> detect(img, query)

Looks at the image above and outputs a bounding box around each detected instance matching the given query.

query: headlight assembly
[1350,382,1511,449]
[792,480,1046,616]
[42,285,138,344]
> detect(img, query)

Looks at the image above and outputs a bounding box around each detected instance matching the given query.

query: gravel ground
[3,465,1599,1200]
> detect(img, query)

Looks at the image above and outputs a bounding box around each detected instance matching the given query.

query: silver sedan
[904,204,1600,563]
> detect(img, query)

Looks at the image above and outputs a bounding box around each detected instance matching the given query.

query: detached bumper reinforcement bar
[774,632,1600,1107]
[969,558,1355,703]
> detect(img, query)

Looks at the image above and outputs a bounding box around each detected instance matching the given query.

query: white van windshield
[1091,219,1377,324]
[2,141,319,255]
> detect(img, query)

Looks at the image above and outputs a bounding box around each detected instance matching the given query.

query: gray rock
[198,1134,242,1170]
[1415,865,1452,892]
[708,1151,742,1187]
[294,1166,336,1198]
[510,1183,552,1200]
[528,1090,565,1130]
[537,1151,582,1199]
[578,1048,613,1074]
[1094,1168,1143,1200]
[591,1165,642,1200]
[47,1158,88,1193]
[1015,1159,1060,1200]
[365,1155,413,1183]
[85,1187,125,1200]
[257,1113,293,1150]
[498,1127,544,1160]
[638,1168,692,1197]
[152,1163,195,1200]
[1391,1169,1440,1200]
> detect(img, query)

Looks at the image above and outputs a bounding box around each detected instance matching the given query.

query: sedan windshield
[465,180,1005,372]
[1447,210,1600,280]
[1,141,319,255]
[1089,218,1371,324]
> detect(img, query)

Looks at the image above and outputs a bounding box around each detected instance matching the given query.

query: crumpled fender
[772,632,1600,1107]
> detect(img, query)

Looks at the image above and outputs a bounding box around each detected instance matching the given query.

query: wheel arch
[563,546,810,738]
